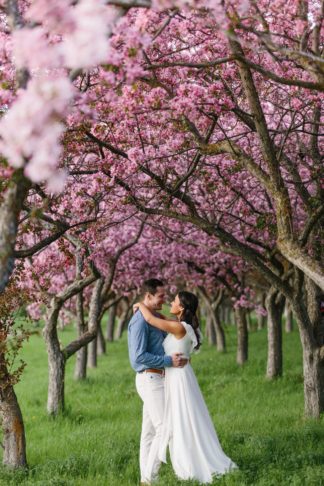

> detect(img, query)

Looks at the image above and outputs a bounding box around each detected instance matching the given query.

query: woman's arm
[134,303,186,338]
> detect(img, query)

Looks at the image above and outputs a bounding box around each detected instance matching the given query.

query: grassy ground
[0,323,323,486]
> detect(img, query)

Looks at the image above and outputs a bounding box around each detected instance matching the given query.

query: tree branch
[146,57,235,70]
[299,204,324,247]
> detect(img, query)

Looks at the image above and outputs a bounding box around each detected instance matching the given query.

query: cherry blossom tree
[21,207,146,414]
[69,2,323,416]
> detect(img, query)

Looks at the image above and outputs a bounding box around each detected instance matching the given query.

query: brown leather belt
[142,368,165,375]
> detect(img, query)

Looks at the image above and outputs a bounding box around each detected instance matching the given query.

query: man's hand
[171,353,188,368]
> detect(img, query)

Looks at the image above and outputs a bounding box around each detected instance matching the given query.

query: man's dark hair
[141,278,164,297]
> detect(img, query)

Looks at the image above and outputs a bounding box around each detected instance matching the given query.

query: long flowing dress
[159,322,237,484]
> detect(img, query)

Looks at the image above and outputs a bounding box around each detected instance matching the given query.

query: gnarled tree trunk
[44,303,66,415]
[291,276,324,418]
[44,276,100,415]
[300,337,324,418]
[0,358,27,468]
[0,171,29,465]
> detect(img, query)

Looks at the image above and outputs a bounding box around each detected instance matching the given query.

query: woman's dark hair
[178,291,201,350]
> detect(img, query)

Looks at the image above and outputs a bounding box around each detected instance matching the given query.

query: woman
[134,290,237,484]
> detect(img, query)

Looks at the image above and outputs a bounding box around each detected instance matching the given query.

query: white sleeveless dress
[159,322,237,484]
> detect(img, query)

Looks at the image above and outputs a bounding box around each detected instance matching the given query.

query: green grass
[0,324,323,486]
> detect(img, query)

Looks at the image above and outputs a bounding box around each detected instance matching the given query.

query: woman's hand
[133,303,140,314]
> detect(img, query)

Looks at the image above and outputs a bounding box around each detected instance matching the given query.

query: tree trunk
[74,291,87,380]
[43,305,66,415]
[198,288,225,349]
[47,350,66,415]
[67,279,105,372]
[291,276,324,418]
[295,310,324,418]
[303,278,324,417]
[234,307,248,365]
[0,375,27,468]
[97,320,106,355]
[44,273,101,414]
[205,309,216,345]
[0,170,31,293]
[87,336,97,368]
[257,293,267,330]
[106,303,117,341]
[266,288,285,379]
[300,337,324,418]
[213,309,226,352]
[115,304,131,340]
[285,302,293,333]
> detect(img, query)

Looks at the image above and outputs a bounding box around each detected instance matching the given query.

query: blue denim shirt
[128,310,173,372]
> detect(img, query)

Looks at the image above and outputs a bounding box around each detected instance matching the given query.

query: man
[128,278,187,485]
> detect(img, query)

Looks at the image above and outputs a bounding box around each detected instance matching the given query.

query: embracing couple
[128,279,237,485]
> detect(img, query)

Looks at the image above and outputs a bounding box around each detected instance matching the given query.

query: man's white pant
[136,372,165,483]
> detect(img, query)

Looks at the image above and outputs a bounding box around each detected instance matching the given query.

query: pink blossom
[238,0,250,15]
[0,77,73,180]
[26,303,42,321]
[26,0,76,34]
[295,19,306,37]
[12,27,61,71]
[63,1,122,69]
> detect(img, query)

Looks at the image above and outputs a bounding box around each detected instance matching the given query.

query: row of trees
[0,0,323,472]
[0,218,313,469]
